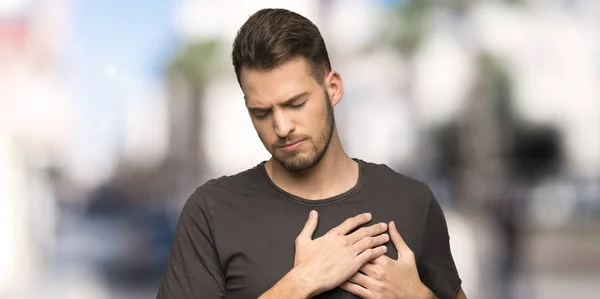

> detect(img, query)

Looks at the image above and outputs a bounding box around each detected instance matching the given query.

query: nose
[273,108,294,138]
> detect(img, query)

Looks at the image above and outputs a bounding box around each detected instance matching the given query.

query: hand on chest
[219,205,424,298]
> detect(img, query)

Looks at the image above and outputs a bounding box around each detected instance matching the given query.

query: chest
[211,195,426,298]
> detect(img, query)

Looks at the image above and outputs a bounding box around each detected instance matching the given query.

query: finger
[348,272,378,288]
[370,254,393,266]
[339,281,374,299]
[358,262,378,277]
[331,213,372,235]
[356,245,387,265]
[347,222,387,244]
[296,210,318,242]
[353,233,389,255]
[389,221,409,257]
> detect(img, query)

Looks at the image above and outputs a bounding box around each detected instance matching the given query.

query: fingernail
[383,234,389,240]
[380,223,387,229]
[364,213,372,220]
[310,210,316,217]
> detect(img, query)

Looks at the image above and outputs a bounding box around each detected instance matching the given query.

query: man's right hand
[292,210,390,297]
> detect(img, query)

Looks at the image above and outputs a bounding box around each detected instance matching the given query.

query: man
[157,8,466,299]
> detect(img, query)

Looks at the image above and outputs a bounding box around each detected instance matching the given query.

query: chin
[278,154,320,173]
[282,162,313,173]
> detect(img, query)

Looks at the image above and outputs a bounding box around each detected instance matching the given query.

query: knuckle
[328,229,340,237]
[370,248,380,257]
[369,226,379,235]
[354,228,365,238]
[361,231,370,240]
[341,237,351,246]
[367,237,376,247]
[372,270,381,280]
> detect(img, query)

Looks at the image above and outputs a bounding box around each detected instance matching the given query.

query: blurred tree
[434,51,561,299]
[384,0,434,59]
[165,40,224,198]
[369,0,436,173]
[457,53,513,208]
[379,0,434,107]
[379,0,527,131]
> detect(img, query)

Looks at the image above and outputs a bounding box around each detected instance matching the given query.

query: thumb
[389,221,409,258]
[297,210,318,242]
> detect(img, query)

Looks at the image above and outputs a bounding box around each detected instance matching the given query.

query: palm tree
[164,39,223,196]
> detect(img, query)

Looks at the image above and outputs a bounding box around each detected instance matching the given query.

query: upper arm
[157,189,225,298]
[417,188,462,299]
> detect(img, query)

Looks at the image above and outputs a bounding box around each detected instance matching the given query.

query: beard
[271,91,335,173]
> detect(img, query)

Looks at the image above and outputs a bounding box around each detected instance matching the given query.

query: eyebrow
[247,92,309,112]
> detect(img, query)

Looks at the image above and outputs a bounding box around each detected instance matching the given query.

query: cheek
[307,101,328,127]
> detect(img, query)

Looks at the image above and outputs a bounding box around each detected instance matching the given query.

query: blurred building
[0,0,74,294]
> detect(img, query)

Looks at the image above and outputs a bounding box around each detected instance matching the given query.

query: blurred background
[1,0,599,298]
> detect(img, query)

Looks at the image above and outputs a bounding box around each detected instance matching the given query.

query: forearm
[258,268,317,299]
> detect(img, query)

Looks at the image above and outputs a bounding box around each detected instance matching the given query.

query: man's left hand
[340,221,434,299]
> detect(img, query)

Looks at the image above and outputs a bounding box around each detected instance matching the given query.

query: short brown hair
[232,8,332,86]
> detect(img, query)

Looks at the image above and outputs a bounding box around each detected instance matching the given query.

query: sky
[69,0,179,184]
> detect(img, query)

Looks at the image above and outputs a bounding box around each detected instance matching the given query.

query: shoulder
[203,162,266,194]
[184,163,266,209]
[360,159,434,202]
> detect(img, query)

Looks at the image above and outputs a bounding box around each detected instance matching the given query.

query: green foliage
[383,0,435,57]
[167,39,224,88]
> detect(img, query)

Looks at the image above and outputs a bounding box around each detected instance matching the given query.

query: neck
[265,129,359,200]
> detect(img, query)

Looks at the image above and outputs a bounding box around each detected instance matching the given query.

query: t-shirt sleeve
[417,189,462,299]
[157,188,225,299]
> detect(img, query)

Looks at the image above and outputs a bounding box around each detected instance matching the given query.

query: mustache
[274,136,309,147]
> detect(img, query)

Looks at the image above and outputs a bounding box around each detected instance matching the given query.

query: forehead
[241,57,319,105]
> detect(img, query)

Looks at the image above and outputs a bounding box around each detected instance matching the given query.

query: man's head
[232,8,331,86]
[232,9,343,173]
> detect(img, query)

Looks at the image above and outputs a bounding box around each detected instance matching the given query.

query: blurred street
[515,224,600,299]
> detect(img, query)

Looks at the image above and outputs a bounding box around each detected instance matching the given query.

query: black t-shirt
[157,159,461,299]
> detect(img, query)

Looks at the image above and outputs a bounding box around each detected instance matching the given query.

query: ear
[324,70,344,107]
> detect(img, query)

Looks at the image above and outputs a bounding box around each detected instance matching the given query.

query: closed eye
[253,110,270,119]
[288,101,306,109]
[248,107,271,119]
